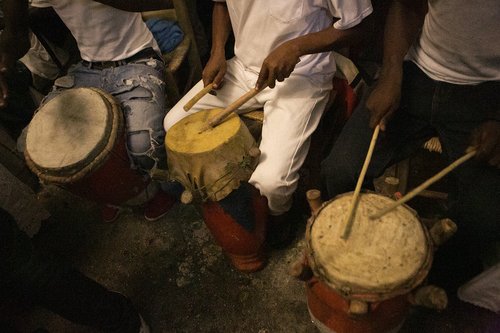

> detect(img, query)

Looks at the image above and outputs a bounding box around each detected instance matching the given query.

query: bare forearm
[289,15,374,57]
[93,0,170,12]
[382,0,427,69]
[210,2,231,57]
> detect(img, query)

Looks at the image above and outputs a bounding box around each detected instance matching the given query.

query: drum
[166,108,259,202]
[305,192,433,333]
[25,87,150,205]
[166,109,267,272]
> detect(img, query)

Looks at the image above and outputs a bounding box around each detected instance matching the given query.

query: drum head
[308,192,431,299]
[166,108,244,154]
[26,88,113,174]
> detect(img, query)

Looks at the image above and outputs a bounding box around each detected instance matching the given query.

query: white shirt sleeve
[328,0,373,30]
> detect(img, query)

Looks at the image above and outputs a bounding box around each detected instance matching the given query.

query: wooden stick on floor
[183,83,215,111]
[370,150,477,220]
[341,124,381,240]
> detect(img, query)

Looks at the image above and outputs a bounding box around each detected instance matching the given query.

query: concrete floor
[5,181,499,333]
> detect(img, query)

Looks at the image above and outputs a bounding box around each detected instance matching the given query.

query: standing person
[164,0,373,248]
[0,0,178,222]
[321,0,500,290]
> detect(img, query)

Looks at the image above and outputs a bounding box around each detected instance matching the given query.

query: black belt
[81,48,163,70]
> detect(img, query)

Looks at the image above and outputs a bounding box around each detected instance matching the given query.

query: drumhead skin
[26,88,112,172]
[166,108,258,202]
[166,108,241,154]
[307,192,431,300]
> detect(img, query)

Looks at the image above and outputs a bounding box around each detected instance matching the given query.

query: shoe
[101,204,123,223]
[266,213,295,249]
[139,314,150,333]
[143,191,177,221]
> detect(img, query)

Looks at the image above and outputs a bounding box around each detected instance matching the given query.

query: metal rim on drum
[305,191,433,303]
[25,87,124,184]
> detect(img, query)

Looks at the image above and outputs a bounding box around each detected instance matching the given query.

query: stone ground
[3,150,500,333]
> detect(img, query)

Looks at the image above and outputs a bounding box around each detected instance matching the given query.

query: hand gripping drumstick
[342,124,381,240]
[183,83,216,111]
[370,149,477,220]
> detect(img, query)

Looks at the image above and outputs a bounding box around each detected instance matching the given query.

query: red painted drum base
[307,278,410,333]
[201,185,268,273]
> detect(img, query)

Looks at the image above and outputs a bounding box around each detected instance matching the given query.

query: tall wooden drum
[25,87,150,205]
[305,192,433,333]
[166,109,267,272]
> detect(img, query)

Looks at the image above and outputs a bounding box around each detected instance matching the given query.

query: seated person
[164,0,373,248]
[0,0,177,222]
[320,0,500,290]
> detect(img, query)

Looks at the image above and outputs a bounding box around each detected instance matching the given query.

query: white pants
[164,58,331,215]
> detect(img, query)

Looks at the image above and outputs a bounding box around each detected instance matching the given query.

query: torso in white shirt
[406,0,500,85]
[30,0,158,62]
[215,0,372,83]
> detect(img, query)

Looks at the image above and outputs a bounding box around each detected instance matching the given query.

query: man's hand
[365,66,403,131]
[469,120,500,168]
[202,51,226,89]
[256,41,301,90]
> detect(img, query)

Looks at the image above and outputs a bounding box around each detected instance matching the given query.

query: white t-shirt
[406,0,500,85]
[213,0,373,83]
[30,0,158,62]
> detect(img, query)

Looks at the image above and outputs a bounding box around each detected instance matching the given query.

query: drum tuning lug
[306,190,323,215]
[289,255,313,281]
[348,299,369,316]
[181,190,194,204]
[248,146,261,159]
[429,218,457,247]
[409,285,448,311]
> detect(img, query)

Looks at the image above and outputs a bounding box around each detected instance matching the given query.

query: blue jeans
[47,56,167,173]
[321,62,500,254]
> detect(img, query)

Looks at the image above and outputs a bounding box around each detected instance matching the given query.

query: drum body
[25,88,150,205]
[305,192,433,333]
[166,109,266,272]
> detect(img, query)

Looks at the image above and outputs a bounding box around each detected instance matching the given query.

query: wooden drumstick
[370,150,477,220]
[207,85,266,129]
[342,125,380,240]
[183,83,215,111]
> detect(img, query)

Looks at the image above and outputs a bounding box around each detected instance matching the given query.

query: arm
[256,16,373,89]
[0,0,30,106]
[365,0,427,130]
[92,0,170,12]
[202,1,232,88]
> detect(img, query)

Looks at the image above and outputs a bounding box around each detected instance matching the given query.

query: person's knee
[127,130,156,171]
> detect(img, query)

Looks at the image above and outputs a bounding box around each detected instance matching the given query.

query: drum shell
[25,88,150,205]
[306,277,409,333]
[201,185,267,273]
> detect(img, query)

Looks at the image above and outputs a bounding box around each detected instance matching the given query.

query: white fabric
[214,0,372,84]
[458,263,500,313]
[30,0,158,62]
[406,0,500,85]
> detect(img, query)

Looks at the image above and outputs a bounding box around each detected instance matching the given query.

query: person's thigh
[249,76,330,214]
[432,81,500,247]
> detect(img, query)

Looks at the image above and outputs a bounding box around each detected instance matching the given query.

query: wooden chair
[142,0,203,107]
